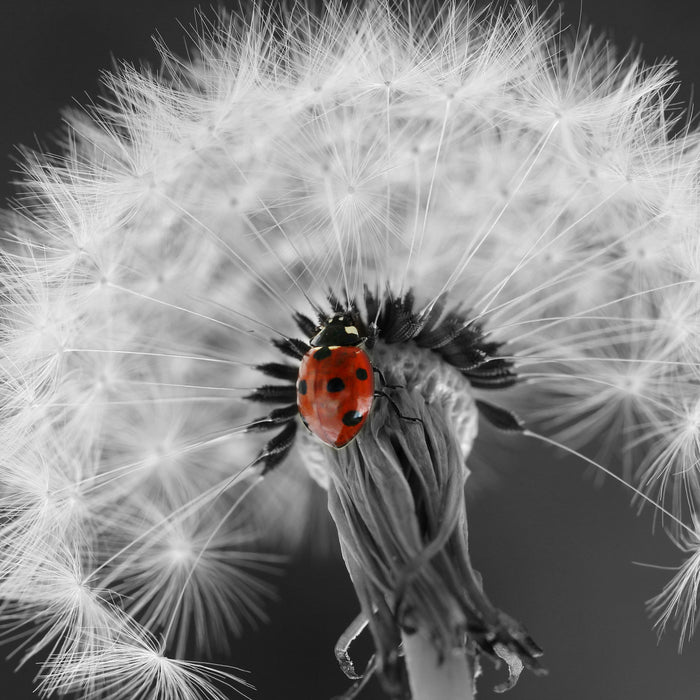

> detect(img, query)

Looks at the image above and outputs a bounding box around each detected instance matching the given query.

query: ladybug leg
[372,366,401,390]
[374,389,423,425]
[372,365,423,424]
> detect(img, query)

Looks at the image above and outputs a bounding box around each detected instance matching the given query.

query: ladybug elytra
[296,313,375,448]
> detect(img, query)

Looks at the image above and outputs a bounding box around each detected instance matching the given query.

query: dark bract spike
[328,291,344,313]
[477,339,502,356]
[454,322,482,343]
[255,362,299,381]
[415,294,447,337]
[399,289,415,316]
[466,358,515,378]
[294,312,317,338]
[365,321,379,349]
[254,421,298,474]
[344,291,358,313]
[475,400,524,431]
[381,295,422,343]
[416,313,464,348]
[363,285,381,325]
[245,384,298,403]
[272,336,310,360]
[246,403,299,432]
[467,374,519,390]
[437,344,486,369]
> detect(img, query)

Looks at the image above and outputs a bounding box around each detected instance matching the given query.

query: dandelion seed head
[650,519,700,648]
[3,0,700,695]
[100,505,278,657]
[39,624,252,700]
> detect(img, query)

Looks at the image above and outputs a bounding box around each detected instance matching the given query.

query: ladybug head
[310,311,367,347]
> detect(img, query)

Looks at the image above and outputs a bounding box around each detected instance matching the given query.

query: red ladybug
[296,313,375,448]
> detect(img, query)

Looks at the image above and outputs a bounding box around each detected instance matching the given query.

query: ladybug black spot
[314,346,332,361]
[355,368,368,381]
[342,410,363,426]
[297,379,307,395]
[327,377,345,393]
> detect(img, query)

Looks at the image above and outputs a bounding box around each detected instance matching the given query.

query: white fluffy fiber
[2,1,700,696]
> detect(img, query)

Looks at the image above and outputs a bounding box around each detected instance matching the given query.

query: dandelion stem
[402,631,474,700]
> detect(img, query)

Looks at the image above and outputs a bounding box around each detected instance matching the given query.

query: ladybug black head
[310,312,367,347]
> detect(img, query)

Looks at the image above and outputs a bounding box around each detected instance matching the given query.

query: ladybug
[296,312,375,448]
[248,289,519,473]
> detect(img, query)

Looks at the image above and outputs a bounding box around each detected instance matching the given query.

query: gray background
[1,1,699,698]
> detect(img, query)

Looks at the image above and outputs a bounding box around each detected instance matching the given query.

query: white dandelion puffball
[2,1,700,698]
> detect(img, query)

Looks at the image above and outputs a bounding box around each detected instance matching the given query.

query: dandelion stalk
[402,631,473,700]
[3,1,700,698]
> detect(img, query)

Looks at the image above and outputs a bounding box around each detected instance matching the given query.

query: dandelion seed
[2,1,700,698]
